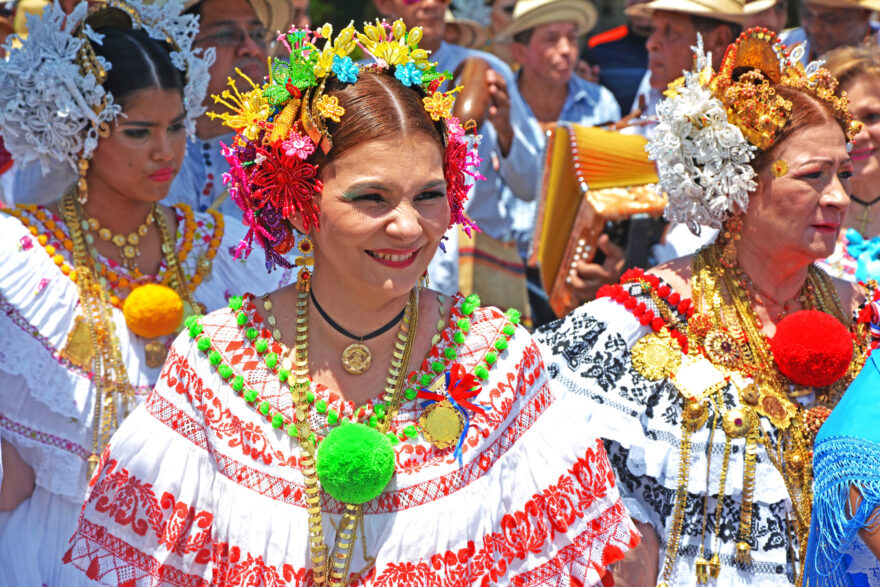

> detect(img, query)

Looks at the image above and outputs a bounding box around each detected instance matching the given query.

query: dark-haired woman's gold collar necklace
[849,193,880,235]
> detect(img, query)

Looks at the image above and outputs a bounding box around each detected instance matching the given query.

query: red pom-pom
[668,292,681,305]
[769,310,853,387]
[658,285,671,298]
[624,297,637,309]
[651,317,665,332]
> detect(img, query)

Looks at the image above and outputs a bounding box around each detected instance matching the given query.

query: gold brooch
[632,332,682,380]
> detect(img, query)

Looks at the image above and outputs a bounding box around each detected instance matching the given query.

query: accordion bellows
[532,124,666,317]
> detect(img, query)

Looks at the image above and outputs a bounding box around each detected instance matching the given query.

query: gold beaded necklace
[264,288,419,585]
[83,206,155,272]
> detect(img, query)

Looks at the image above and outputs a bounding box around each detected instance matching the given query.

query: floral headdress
[646,28,860,234]
[0,0,213,187]
[210,20,483,272]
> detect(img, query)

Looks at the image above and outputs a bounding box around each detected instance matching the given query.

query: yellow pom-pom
[123,283,184,339]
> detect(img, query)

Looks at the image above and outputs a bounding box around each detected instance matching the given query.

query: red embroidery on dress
[66,439,638,586]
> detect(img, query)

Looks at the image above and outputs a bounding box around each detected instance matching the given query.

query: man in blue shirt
[501,0,622,321]
[375,0,547,296]
[780,0,880,64]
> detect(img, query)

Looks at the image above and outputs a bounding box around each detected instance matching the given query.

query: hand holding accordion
[531,124,667,318]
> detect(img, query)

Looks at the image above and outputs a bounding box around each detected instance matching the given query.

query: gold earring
[720,215,743,268]
[76,158,89,205]
[295,235,314,292]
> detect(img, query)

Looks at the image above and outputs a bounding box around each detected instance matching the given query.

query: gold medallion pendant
[631,332,682,380]
[341,343,372,375]
[144,340,168,369]
[419,400,465,449]
[60,315,95,370]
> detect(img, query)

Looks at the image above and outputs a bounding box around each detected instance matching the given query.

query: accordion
[531,123,667,318]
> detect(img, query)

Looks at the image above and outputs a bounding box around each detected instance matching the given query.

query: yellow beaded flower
[209,71,271,142]
[316,95,345,123]
[422,90,458,121]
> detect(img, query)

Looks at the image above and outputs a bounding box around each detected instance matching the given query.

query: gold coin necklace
[309,288,408,375]
[82,205,155,272]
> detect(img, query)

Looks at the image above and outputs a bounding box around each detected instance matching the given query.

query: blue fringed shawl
[805,350,880,586]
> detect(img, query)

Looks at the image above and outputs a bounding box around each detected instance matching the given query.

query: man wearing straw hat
[622,0,744,139]
[499,0,624,320]
[162,0,293,216]
[780,0,880,63]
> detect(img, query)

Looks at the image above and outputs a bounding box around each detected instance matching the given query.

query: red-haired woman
[63,21,639,586]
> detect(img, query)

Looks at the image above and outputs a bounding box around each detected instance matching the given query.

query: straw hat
[625,0,750,24]
[499,0,598,40]
[795,0,880,10]
[183,0,293,36]
[444,9,491,49]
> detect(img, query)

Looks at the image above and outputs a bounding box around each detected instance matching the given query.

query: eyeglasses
[195,27,269,48]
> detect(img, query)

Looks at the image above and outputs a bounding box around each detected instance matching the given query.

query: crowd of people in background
[1,0,880,584]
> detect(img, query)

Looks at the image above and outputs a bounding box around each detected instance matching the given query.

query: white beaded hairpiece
[645,35,757,235]
[0,0,214,175]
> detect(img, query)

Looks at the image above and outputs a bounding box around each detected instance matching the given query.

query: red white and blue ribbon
[418,363,492,465]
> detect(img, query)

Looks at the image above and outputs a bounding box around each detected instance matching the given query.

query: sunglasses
[195,26,269,49]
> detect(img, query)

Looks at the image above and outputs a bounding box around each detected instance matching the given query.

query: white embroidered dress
[64,294,639,586]
[0,205,292,586]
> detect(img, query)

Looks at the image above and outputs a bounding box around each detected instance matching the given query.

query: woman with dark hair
[0,1,289,583]
[535,30,879,586]
[63,21,639,586]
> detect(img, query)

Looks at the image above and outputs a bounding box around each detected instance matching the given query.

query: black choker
[309,289,408,375]
[850,194,880,207]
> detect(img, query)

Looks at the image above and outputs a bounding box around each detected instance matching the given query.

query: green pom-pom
[232,376,244,392]
[316,423,395,504]
[265,352,278,369]
[306,390,316,403]
[368,414,378,427]
[403,425,418,439]
[218,364,233,379]
[327,409,339,425]
[431,361,445,373]
[404,388,418,400]
[209,351,222,366]
[502,324,515,336]
[316,399,328,413]
[374,403,386,418]
[494,339,508,352]
[184,315,198,329]
[259,401,271,415]
[287,424,298,437]
[229,296,243,311]
[419,373,433,386]
[272,413,284,428]
[189,323,203,338]
[387,433,399,445]
[255,338,269,354]
[278,368,290,382]
[475,365,489,380]
[246,327,258,340]
[443,347,457,360]
[453,332,466,344]
[244,389,258,403]
[461,303,476,316]
[485,351,497,365]
[465,294,480,306]
[505,308,521,324]
[457,318,470,332]
[236,312,248,326]
[197,336,211,352]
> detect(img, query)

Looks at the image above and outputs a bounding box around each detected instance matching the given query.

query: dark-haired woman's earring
[720,215,743,268]
[295,236,314,292]
[76,158,89,205]
[419,271,429,290]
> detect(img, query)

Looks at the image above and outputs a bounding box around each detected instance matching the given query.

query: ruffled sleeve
[64,298,638,586]
[805,350,880,586]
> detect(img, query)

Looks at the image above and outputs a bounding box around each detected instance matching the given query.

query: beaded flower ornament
[210,20,482,273]
[647,28,860,234]
[0,0,213,185]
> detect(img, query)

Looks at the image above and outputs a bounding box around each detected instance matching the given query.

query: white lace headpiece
[0,0,215,175]
[645,35,757,235]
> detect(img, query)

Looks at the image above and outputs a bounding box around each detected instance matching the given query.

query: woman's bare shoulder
[647,255,693,298]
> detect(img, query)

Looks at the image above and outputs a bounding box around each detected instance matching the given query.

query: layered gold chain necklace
[262,288,419,585]
[59,189,205,472]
